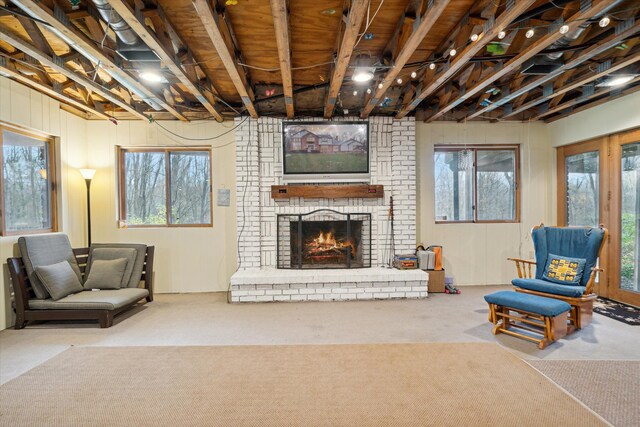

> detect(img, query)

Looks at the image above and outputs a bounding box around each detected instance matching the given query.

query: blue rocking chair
[508,224,608,331]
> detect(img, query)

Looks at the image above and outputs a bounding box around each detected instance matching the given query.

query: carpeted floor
[529,360,640,427]
[0,343,608,426]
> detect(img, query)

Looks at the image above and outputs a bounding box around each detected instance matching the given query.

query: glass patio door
[557,138,607,294]
[609,130,640,307]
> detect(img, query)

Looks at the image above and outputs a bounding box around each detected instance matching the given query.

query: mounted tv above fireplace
[282,121,369,183]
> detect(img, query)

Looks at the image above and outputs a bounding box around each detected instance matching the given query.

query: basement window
[0,123,57,235]
[434,145,520,223]
[117,147,213,227]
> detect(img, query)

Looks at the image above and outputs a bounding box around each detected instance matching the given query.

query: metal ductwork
[522,24,588,75]
[91,0,160,62]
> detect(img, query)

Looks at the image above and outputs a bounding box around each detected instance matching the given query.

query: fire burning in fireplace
[305,230,356,260]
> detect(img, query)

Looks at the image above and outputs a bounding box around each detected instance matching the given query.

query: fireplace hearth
[277,209,371,269]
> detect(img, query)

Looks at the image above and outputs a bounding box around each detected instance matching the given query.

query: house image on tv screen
[287,130,366,154]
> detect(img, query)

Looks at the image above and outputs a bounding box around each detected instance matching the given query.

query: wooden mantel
[271,184,384,199]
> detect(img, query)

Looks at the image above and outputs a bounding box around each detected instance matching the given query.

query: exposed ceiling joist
[193,0,258,118]
[106,0,224,122]
[0,56,108,119]
[425,0,623,122]
[473,18,640,119]
[361,0,450,118]
[544,77,640,122]
[0,26,149,120]
[270,0,294,118]
[535,75,640,120]
[395,0,536,119]
[8,0,187,121]
[324,0,368,119]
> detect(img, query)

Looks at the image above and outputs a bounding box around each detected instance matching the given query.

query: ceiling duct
[522,24,588,75]
[91,0,160,62]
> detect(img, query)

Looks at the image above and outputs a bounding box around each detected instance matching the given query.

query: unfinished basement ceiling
[0,0,638,122]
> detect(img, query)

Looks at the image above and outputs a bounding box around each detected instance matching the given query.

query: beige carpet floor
[0,343,608,426]
[529,360,640,427]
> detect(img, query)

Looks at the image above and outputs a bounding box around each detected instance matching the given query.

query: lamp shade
[80,168,96,180]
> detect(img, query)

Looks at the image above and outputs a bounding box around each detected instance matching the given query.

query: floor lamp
[80,169,96,246]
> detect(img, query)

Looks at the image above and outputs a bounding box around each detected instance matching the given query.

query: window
[0,124,56,235]
[434,145,520,223]
[118,147,212,227]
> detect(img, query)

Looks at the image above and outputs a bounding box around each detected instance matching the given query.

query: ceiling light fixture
[411,71,417,79]
[449,48,457,57]
[597,75,636,87]
[429,63,436,70]
[366,88,372,94]
[352,67,375,82]
[498,31,506,40]
[396,78,403,84]
[559,24,569,34]
[353,90,358,96]
[139,70,165,83]
[378,83,384,89]
[525,29,534,38]
[470,33,479,42]
[599,16,610,27]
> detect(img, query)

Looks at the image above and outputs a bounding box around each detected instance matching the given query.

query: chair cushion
[18,234,83,299]
[542,253,586,285]
[28,288,149,310]
[484,290,571,317]
[83,258,129,290]
[89,244,147,288]
[512,278,587,298]
[35,261,84,301]
[85,248,137,287]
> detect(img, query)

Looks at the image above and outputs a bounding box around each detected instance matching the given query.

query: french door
[557,128,640,306]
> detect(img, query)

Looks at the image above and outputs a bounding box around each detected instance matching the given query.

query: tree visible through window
[1,125,56,235]
[434,146,519,223]
[119,148,212,226]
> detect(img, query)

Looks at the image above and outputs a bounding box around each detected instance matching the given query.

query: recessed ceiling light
[139,71,165,83]
[597,75,636,87]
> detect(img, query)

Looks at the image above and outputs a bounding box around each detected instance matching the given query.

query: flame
[307,230,356,258]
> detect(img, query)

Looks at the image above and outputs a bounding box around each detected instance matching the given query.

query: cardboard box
[425,269,445,293]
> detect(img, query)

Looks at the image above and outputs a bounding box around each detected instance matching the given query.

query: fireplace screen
[277,209,371,269]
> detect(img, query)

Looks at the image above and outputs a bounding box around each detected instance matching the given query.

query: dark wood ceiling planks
[0,0,636,122]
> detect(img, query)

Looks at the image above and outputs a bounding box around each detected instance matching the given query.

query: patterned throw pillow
[542,253,586,285]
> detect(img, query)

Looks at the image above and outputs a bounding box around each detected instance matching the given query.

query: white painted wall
[0,77,88,330]
[416,121,555,286]
[547,91,640,147]
[84,120,238,295]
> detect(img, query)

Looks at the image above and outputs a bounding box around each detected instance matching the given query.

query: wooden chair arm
[507,257,536,279]
[584,267,604,295]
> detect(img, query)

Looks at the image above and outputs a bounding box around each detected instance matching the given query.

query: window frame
[117,146,214,228]
[0,122,58,236]
[434,144,521,224]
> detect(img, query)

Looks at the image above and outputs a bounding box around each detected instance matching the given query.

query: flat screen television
[282,121,370,183]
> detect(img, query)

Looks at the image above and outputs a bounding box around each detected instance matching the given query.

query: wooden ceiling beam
[425,0,623,122]
[495,20,640,119]
[544,78,640,122]
[16,15,53,57]
[106,0,224,122]
[324,0,368,118]
[361,0,450,118]
[0,26,148,120]
[8,0,187,121]
[270,0,294,118]
[535,75,640,120]
[502,52,640,118]
[395,0,536,119]
[0,55,110,119]
[193,0,257,118]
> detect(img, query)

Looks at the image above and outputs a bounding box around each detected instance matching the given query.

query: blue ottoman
[484,291,571,349]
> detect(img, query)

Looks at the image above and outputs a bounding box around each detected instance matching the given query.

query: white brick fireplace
[230,116,427,302]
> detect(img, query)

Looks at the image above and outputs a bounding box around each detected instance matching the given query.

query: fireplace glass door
[277,209,371,269]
